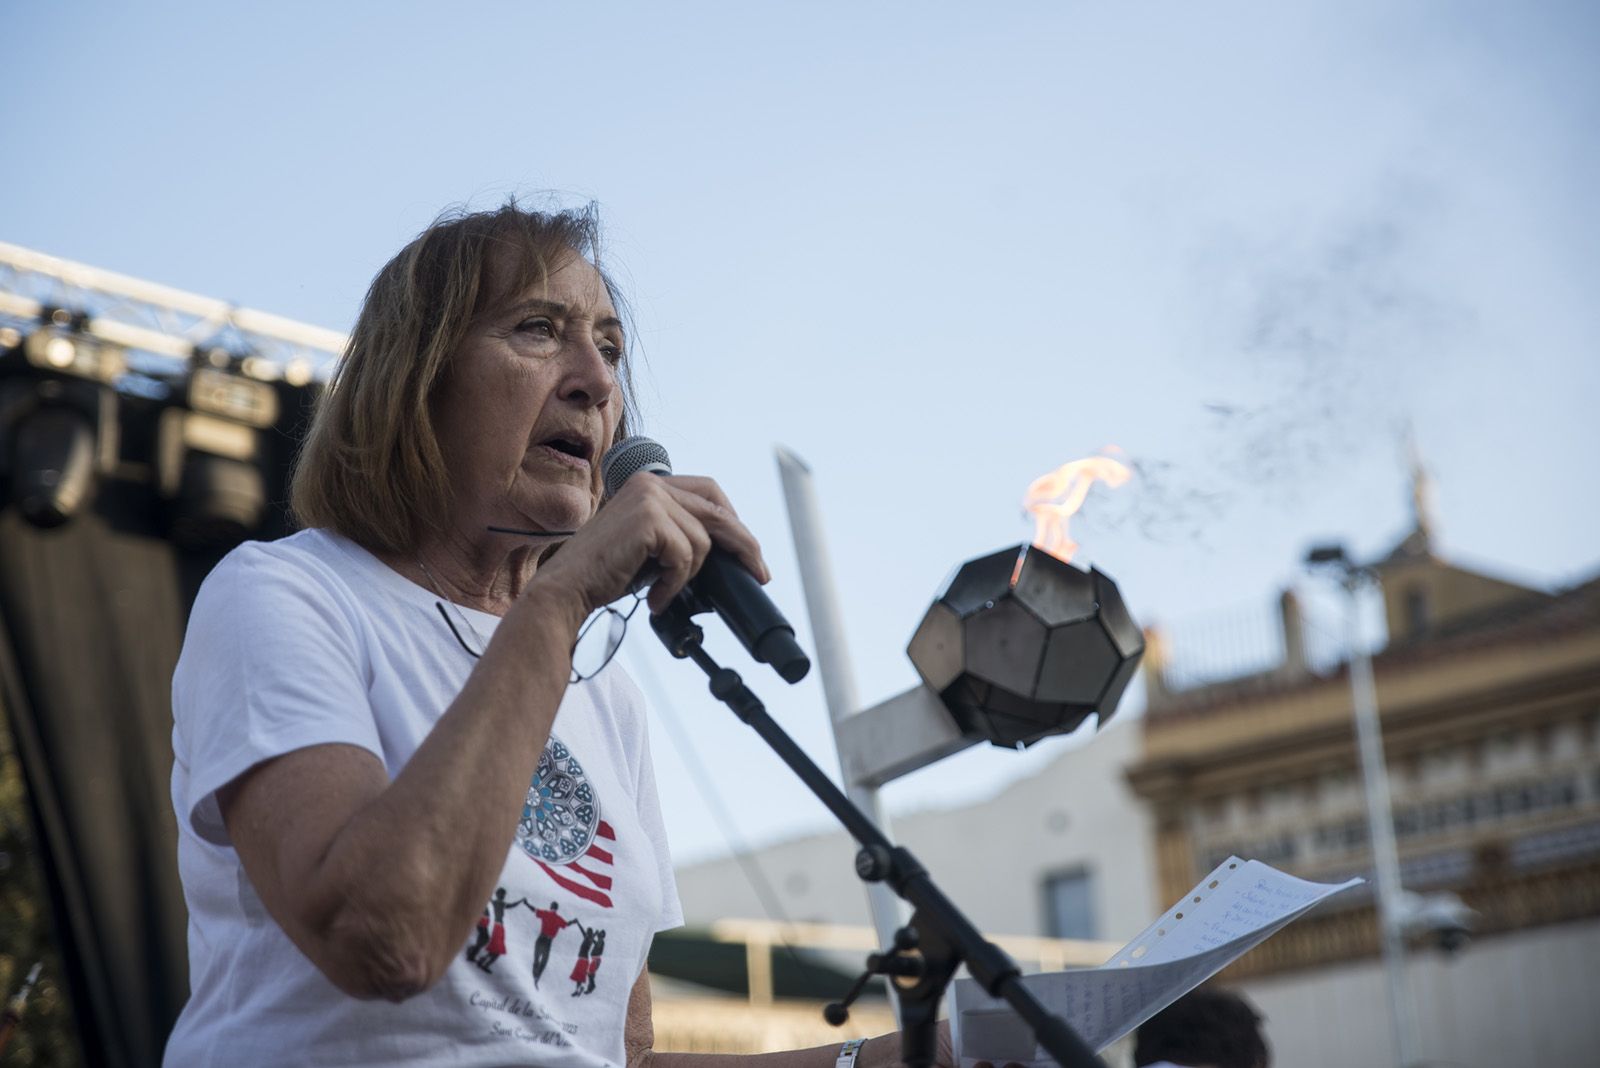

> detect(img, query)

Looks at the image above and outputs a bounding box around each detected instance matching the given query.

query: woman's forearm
[297,578,590,993]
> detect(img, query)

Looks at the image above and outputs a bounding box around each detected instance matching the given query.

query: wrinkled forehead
[475,241,617,321]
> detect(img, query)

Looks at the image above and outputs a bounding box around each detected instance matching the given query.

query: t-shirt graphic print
[452,728,658,1053]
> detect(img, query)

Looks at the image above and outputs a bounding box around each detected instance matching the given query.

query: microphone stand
[651,599,1103,1068]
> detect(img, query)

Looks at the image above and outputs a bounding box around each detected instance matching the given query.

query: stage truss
[0,240,346,390]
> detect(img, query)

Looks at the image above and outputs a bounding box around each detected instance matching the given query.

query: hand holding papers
[951,858,1362,1065]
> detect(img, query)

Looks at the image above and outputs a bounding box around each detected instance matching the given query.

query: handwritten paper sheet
[951,858,1362,1065]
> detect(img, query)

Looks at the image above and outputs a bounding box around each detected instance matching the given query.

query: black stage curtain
[0,379,314,1067]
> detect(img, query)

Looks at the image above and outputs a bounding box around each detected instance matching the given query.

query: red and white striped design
[536,821,617,908]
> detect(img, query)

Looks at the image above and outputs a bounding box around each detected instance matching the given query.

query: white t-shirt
[165,528,682,1067]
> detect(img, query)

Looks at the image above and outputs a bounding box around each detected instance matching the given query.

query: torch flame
[1023,450,1132,565]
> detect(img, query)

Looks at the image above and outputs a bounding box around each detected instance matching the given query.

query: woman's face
[431,250,625,539]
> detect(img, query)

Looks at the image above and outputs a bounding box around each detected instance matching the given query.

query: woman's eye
[515,318,556,337]
[600,341,625,365]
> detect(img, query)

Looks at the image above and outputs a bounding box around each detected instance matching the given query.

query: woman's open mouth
[531,436,593,470]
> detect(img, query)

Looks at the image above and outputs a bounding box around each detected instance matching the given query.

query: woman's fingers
[645,493,713,612]
[538,471,766,617]
[657,476,769,584]
[664,474,739,517]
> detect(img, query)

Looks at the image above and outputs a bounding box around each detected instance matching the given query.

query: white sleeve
[172,542,382,846]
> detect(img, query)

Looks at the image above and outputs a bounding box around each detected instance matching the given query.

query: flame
[1022,450,1132,565]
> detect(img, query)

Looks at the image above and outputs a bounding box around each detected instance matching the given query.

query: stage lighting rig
[0,308,127,528]
[154,346,280,549]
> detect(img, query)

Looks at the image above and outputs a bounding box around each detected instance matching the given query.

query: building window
[1405,588,1429,637]
[1042,868,1097,940]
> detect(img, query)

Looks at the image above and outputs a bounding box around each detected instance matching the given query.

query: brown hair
[289,200,636,554]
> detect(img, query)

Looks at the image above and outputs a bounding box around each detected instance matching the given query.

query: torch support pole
[668,631,1104,1068]
[774,446,911,988]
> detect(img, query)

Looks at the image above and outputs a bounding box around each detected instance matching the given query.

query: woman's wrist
[519,571,593,645]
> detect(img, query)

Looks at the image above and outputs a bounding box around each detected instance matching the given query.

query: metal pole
[1343,573,1422,1068]
[773,447,863,730]
[774,447,909,989]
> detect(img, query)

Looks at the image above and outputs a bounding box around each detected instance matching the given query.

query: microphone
[601,436,811,684]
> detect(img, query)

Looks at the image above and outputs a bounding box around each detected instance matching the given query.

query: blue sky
[4,1,1597,864]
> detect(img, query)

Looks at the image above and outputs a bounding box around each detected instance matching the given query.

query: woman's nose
[559,336,616,406]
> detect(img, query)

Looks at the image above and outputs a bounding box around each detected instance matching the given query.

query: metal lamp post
[1307,544,1422,1068]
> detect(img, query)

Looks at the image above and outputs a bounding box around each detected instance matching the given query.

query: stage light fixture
[0,310,126,528]
[154,347,279,548]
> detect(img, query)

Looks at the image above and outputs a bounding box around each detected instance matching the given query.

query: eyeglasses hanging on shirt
[429,524,643,684]
[433,591,644,684]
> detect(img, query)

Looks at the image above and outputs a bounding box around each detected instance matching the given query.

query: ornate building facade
[1127,500,1600,1066]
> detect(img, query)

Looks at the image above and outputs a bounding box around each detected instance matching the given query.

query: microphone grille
[601,435,673,498]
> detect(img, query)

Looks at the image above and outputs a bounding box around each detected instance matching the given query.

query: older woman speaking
[164,204,950,1067]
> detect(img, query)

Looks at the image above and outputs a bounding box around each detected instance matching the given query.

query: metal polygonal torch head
[907,544,1144,748]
